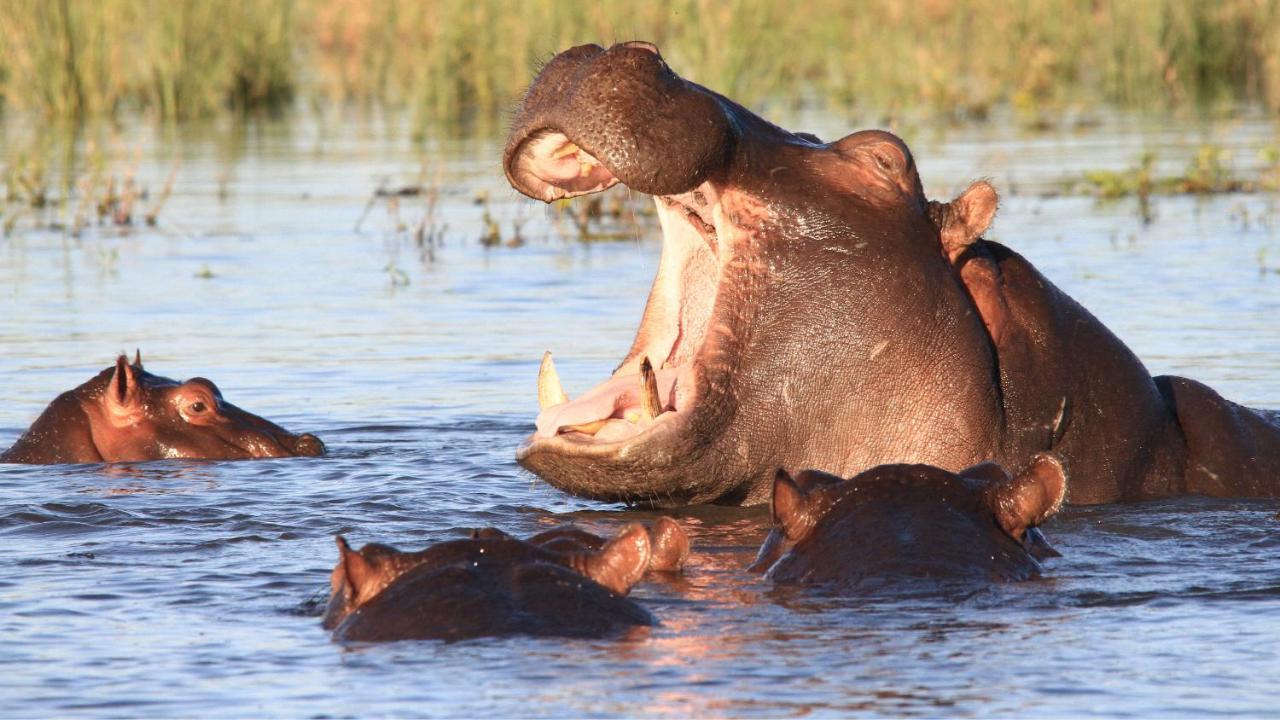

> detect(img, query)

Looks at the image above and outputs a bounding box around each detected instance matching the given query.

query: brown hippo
[754,454,1066,589]
[503,41,1280,506]
[472,516,690,573]
[1,354,324,463]
[324,525,656,642]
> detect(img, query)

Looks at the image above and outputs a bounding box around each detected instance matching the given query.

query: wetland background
[3,1,1280,717]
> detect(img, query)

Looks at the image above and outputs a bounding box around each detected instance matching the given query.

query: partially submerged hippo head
[506,43,1000,505]
[1,354,324,463]
[325,526,655,642]
[757,454,1066,589]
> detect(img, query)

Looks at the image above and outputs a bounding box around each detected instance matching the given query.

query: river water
[1,110,1278,717]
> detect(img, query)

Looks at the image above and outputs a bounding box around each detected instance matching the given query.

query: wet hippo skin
[503,41,1280,506]
[324,524,663,642]
[1,353,324,463]
[472,516,690,574]
[754,455,1066,589]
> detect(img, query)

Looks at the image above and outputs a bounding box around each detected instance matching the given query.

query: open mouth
[513,131,727,457]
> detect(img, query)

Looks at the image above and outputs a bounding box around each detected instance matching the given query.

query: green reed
[1,0,1279,124]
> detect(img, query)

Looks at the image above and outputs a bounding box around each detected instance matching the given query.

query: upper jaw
[504,130,620,203]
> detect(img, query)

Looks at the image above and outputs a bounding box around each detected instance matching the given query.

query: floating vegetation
[548,194,653,243]
[1,138,179,237]
[1073,145,1280,200]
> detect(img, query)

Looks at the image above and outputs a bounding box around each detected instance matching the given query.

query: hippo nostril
[619,40,659,56]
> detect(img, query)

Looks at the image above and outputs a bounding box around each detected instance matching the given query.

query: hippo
[324,524,657,642]
[502,41,1280,506]
[753,454,1066,589]
[472,516,690,573]
[1,353,324,463]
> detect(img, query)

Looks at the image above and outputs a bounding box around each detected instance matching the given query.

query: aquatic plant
[1,0,1279,124]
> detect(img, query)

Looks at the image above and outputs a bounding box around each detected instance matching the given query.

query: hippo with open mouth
[504,41,1280,506]
[1,353,324,463]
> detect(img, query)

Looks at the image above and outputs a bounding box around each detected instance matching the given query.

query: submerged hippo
[1,354,324,463]
[503,41,1280,506]
[753,454,1066,589]
[324,524,657,642]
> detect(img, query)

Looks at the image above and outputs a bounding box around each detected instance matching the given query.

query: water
[2,110,1279,717]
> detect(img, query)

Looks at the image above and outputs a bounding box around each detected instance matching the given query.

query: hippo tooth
[538,351,570,410]
[551,142,580,160]
[639,356,663,421]
[557,419,610,436]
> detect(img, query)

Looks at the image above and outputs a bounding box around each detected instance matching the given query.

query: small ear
[333,535,378,599]
[939,181,999,262]
[772,469,814,541]
[133,349,143,369]
[646,517,690,572]
[987,453,1067,540]
[107,354,140,409]
[584,523,651,595]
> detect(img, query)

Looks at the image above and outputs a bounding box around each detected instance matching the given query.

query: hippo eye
[189,401,208,414]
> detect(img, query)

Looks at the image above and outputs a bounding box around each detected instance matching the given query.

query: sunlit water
[2,110,1279,717]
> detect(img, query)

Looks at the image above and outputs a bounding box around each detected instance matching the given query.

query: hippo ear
[986,453,1067,540]
[333,536,378,600]
[582,523,651,595]
[133,348,143,369]
[106,355,141,410]
[937,181,999,262]
[646,517,690,573]
[772,469,816,542]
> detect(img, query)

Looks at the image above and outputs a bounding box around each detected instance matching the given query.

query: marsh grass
[0,0,294,120]
[1,0,1279,126]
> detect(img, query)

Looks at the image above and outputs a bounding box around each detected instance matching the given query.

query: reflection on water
[2,111,1280,716]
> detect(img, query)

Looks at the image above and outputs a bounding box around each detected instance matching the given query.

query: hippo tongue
[535,366,686,439]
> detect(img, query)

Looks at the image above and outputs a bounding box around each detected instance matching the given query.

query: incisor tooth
[639,356,663,421]
[538,351,569,410]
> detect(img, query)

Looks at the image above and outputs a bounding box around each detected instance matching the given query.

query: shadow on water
[2,110,1280,716]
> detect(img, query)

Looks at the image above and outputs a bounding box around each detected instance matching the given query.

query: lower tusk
[538,351,569,410]
[639,357,663,421]
[557,419,610,436]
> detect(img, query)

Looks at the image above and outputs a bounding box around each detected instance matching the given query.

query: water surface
[2,111,1279,717]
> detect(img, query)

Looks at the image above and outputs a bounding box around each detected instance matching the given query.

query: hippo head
[324,526,655,630]
[79,355,324,461]
[505,43,998,505]
[759,454,1067,585]
[2,354,324,464]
